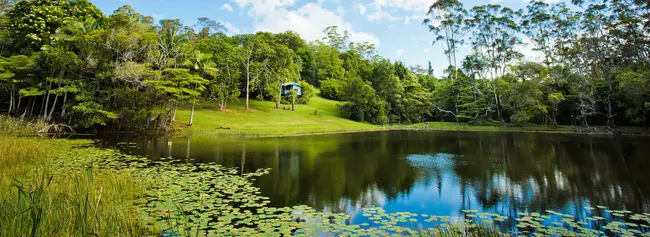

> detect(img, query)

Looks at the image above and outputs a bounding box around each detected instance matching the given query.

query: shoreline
[177,122,650,139]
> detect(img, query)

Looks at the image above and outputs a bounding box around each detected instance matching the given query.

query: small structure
[281,82,302,96]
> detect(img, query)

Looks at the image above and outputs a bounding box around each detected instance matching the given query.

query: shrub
[319,79,345,100]
[298,81,315,104]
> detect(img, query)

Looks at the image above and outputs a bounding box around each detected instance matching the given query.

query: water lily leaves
[47,139,650,236]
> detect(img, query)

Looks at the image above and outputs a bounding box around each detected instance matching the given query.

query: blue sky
[89,0,558,76]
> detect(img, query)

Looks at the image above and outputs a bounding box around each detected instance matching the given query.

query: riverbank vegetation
[0,0,649,135]
[175,97,650,138]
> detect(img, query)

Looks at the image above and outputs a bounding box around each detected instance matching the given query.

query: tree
[257,32,300,110]
[402,73,432,123]
[549,4,596,126]
[339,74,388,124]
[500,63,547,124]
[193,17,225,40]
[184,51,217,125]
[310,41,344,86]
[577,1,618,127]
[0,0,16,55]
[297,81,315,104]
[203,34,241,110]
[423,0,468,116]
[157,68,209,126]
[319,79,345,100]
[522,1,556,69]
[236,34,272,111]
[0,55,31,115]
[369,59,404,123]
[616,66,650,124]
[7,0,102,53]
[466,4,523,119]
[322,26,349,51]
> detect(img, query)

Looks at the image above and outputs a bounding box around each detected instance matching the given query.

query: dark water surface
[96,130,650,224]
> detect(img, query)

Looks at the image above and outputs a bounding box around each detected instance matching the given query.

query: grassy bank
[173,96,649,138]
[0,115,48,135]
[399,121,650,136]
[174,95,380,137]
[0,136,150,236]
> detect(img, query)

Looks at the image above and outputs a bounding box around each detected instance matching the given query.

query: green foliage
[340,75,388,125]
[2,0,650,131]
[7,0,102,53]
[297,80,315,104]
[319,78,345,100]
[616,66,650,124]
[311,41,344,85]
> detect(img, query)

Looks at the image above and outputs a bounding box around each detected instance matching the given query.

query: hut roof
[282,82,302,87]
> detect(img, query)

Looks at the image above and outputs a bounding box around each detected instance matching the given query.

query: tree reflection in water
[97,131,650,224]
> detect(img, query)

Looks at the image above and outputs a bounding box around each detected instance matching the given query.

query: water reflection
[97,131,650,223]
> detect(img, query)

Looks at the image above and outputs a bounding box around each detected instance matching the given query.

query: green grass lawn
[174,95,382,137]
[174,95,648,138]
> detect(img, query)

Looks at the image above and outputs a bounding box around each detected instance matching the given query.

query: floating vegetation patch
[4,138,650,236]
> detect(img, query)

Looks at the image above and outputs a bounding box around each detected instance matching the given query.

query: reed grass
[0,135,152,236]
[0,115,48,135]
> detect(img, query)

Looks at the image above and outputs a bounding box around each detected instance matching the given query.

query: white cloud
[396,48,404,56]
[361,0,430,23]
[354,2,367,15]
[517,36,545,62]
[232,0,297,13]
[350,32,380,46]
[220,3,234,12]
[404,13,425,24]
[336,6,344,15]
[220,21,241,35]
[371,0,430,14]
[367,8,398,22]
[234,0,380,47]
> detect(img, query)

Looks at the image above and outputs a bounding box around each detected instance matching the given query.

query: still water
[97,130,650,223]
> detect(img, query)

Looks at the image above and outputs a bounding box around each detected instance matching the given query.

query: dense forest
[0,0,648,131]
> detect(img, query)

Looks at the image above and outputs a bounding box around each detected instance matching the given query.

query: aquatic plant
[2,135,650,236]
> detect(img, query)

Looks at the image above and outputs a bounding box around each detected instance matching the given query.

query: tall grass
[0,135,153,236]
[0,115,48,135]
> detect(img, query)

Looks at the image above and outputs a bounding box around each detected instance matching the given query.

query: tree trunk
[291,95,296,111]
[42,90,50,119]
[29,97,35,117]
[47,92,59,121]
[245,57,250,111]
[492,82,502,121]
[61,92,68,118]
[172,103,177,122]
[276,80,283,109]
[606,74,615,128]
[8,85,14,114]
[188,103,195,126]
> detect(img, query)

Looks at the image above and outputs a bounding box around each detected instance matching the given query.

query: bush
[298,81,315,104]
[319,79,345,100]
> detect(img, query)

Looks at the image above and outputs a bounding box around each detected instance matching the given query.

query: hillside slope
[174,95,379,137]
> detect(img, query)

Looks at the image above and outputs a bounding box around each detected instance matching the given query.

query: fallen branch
[38,124,76,135]
[432,105,456,118]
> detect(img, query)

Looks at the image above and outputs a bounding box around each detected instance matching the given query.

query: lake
[96,130,650,225]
